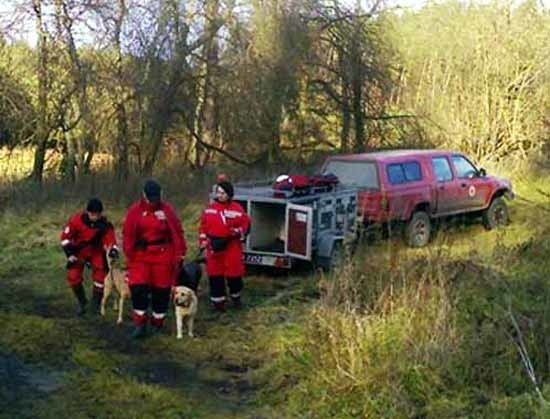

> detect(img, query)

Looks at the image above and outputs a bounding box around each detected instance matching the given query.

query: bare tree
[306,0,392,152]
[29,0,50,183]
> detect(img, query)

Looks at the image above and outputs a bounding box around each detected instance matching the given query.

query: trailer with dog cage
[225,178,360,270]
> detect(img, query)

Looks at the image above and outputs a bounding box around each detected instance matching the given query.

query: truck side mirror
[478,168,487,177]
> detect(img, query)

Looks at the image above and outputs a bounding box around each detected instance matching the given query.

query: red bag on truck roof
[309,173,339,188]
[273,173,339,197]
[273,175,310,191]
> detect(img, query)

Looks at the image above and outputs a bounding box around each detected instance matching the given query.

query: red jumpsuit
[60,212,117,292]
[199,200,250,304]
[123,198,186,326]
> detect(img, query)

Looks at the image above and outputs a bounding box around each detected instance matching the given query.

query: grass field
[0,166,549,418]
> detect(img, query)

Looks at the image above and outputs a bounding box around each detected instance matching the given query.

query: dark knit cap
[143,179,162,203]
[217,181,234,198]
[86,198,103,213]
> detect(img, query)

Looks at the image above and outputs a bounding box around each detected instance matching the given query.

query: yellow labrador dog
[173,285,198,339]
[100,248,130,324]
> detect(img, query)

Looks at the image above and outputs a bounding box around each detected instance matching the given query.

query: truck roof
[325,149,459,164]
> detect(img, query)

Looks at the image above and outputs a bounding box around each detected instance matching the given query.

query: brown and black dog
[100,247,130,324]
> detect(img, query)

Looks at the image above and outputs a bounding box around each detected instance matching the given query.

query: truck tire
[482,197,509,230]
[405,211,431,248]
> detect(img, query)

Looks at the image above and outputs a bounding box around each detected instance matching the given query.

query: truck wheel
[405,211,431,248]
[482,197,509,230]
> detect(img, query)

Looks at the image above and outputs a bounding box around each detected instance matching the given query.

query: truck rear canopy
[322,159,379,189]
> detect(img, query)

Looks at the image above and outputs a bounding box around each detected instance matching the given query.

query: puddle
[0,351,64,403]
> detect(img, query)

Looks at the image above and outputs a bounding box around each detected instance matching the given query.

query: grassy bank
[256,171,550,418]
[0,168,549,418]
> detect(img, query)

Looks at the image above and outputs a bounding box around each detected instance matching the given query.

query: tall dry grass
[302,249,459,417]
[275,221,550,418]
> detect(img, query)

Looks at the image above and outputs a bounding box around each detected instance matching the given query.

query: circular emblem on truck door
[468,185,476,198]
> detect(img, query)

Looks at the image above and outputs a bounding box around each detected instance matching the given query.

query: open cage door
[285,204,313,260]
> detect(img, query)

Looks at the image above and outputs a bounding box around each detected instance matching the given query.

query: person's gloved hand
[231,227,246,241]
[108,247,119,259]
[66,255,78,269]
[62,243,78,257]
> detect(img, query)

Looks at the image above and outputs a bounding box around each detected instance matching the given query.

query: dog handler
[123,180,186,339]
[199,178,250,311]
[60,198,119,316]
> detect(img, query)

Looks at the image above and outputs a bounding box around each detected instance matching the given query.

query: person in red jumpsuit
[123,180,187,339]
[60,198,119,316]
[199,180,250,311]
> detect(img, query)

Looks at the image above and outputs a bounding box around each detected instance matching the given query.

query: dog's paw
[188,332,194,338]
[177,334,183,340]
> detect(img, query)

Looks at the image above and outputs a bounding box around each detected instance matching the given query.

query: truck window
[451,155,478,179]
[387,162,422,184]
[403,162,422,181]
[431,157,453,182]
[322,160,379,189]
[387,164,405,184]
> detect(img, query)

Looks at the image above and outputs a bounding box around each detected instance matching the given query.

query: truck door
[286,204,313,260]
[450,155,489,210]
[431,156,462,214]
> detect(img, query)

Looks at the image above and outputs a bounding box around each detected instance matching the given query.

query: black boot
[91,288,103,315]
[71,284,87,316]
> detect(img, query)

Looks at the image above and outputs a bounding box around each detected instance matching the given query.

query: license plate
[245,254,291,268]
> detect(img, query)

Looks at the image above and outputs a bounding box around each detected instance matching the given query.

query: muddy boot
[71,284,87,316]
[131,324,147,340]
[91,288,103,315]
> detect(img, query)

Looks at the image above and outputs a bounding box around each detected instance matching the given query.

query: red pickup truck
[321,150,514,247]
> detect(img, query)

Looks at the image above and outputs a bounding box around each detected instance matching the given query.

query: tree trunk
[115,103,129,181]
[191,0,220,169]
[55,0,95,180]
[60,132,77,182]
[114,0,129,181]
[350,34,365,152]
[31,0,49,185]
[142,128,164,177]
[340,103,351,152]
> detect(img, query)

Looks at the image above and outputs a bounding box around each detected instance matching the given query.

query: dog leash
[191,247,206,264]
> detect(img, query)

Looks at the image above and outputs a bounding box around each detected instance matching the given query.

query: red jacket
[199,200,250,246]
[60,212,117,256]
[122,199,186,266]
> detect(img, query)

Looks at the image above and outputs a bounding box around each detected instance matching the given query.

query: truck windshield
[322,160,379,189]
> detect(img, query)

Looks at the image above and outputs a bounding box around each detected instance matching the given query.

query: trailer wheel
[405,211,431,248]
